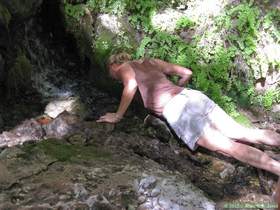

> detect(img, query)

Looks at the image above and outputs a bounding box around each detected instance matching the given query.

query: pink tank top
[129,59,183,116]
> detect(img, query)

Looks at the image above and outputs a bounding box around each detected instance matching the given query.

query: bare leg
[208,106,280,146]
[197,126,280,176]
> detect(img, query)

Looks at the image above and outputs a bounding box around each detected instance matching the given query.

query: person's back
[128,58,183,116]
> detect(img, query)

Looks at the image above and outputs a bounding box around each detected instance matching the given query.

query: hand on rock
[96,113,122,123]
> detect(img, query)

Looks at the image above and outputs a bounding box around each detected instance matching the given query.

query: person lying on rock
[96,52,280,205]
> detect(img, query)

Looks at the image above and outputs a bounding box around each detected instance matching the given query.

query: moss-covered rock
[93,13,137,66]
[61,2,139,92]
[63,5,94,63]
[22,139,112,162]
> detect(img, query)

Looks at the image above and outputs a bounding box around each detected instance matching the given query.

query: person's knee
[197,131,236,156]
[197,138,234,157]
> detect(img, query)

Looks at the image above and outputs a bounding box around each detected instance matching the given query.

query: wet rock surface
[0,128,216,209]
[0,119,44,148]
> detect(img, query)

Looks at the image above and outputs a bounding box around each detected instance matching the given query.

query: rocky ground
[0,90,279,210]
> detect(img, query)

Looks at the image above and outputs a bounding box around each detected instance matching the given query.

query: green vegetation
[64,2,86,21]
[254,89,280,110]
[127,0,156,32]
[94,35,113,67]
[227,2,260,56]
[62,0,280,115]
[175,17,195,30]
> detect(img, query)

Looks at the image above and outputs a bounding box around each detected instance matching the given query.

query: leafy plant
[175,17,195,30]
[64,2,86,20]
[227,3,260,56]
[127,0,157,32]
[262,89,280,110]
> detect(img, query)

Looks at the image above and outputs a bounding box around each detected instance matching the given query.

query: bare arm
[153,58,192,86]
[97,66,137,123]
[116,68,138,118]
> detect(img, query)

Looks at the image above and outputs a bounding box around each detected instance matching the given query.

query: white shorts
[162,89,217,150]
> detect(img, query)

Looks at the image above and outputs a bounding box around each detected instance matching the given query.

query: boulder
[94,13,137,59]
[0,119,44,148]
[44,97,88,119]
[62,4,139,90]
[0,146,56,190]
[43,111,82,139]
[136,174,215,210]
[0,136,215,209]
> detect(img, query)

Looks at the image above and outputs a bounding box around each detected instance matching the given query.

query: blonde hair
[107,52,132,66]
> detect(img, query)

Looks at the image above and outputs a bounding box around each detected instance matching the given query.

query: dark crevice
[38,0,80,65]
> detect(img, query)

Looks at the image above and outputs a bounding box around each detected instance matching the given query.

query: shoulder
[118,63,136,80]
[118,62,134,72]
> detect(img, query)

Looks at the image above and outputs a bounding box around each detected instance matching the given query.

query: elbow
[186,69,192,79]
[183,70,192,79]
[125,80,138,91]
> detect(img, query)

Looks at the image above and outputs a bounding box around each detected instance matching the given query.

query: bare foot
[264,150,280,161]
[263,130,280,146]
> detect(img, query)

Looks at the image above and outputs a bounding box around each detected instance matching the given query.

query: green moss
[22,139,112,162]
[0,2,11,29]
[93,33,114,68]
[6,53,33,95]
